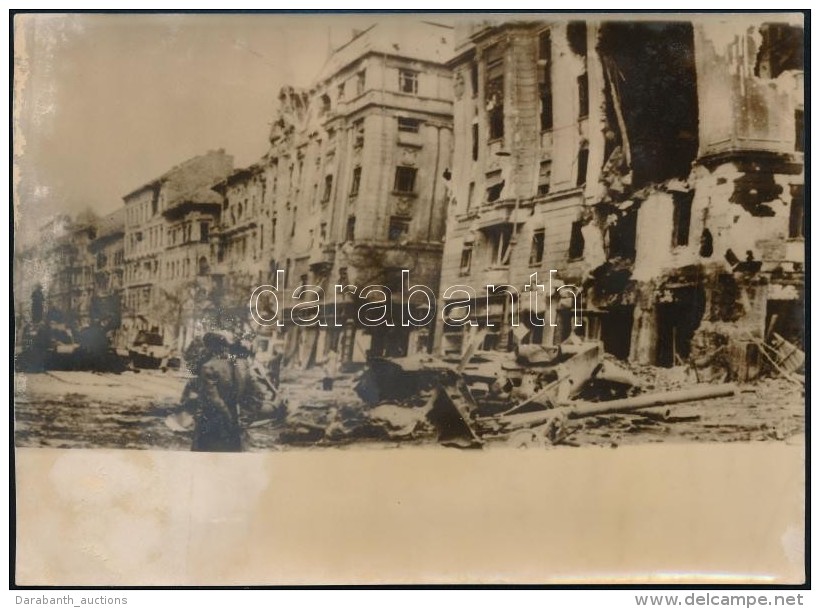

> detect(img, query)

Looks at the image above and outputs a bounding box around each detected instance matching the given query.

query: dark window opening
[198,256,209,276]
[356,70,366,95]
[539,30,553,131]
[755,23,804,79]
[398,117,420,133]
[568,221,585,260]
[399,69,419,94]
[322,175,334,203]
[576,148,589,187]
[529,229,545,265]
[789,184,804,239]
[467,182,475,210]
[460,246,472,274]
[388,216,410,241]
[394,167,417,193]
[346,215,356,241]
[487,224,513,267]
[538,160,552,196]
[567,21,588,57]
[486,182,504,203]
[487,76,505,140]
[320,94,331,115]
[795,109,804,152]
[600,307,634,360]
[472,123,479,161]
[350,167,361,196]
[608,211,637,259]
[655,287,705,367]
[470,61,479,97]
[577,73,589,118]
[672,191,694,247]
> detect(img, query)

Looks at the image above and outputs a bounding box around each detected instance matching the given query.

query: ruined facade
[439,16,804,373]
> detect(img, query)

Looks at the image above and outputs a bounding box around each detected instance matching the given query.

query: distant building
[88,209,125,334]
[121,149,233,347]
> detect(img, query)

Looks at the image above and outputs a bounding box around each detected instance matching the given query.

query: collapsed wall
[581,19,803,377]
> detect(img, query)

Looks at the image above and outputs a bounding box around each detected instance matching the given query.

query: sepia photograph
[11,10,807,587]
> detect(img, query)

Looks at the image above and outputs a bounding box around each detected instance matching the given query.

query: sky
[13,13,398,244]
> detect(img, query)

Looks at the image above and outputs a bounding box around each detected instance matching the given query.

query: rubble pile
[247,331,803,450]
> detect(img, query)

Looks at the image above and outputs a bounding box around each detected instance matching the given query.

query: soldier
[187,331,267,452]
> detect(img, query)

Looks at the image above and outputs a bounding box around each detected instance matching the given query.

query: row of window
[323,67,421,114]
[124,255,211,283]
[465,149,587,210]
[459,224,582,275]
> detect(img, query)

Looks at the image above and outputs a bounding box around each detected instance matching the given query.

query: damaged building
[438,16,804,379]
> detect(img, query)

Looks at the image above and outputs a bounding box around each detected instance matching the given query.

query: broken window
[487,224,513,267]
[608,210,637,259]
[346,215,356,241]
[577,73,589,118]
[394,166,417,193]
[576,147,589,187]
[795,109,804,152]
[337,82,345,101]
[399,69,419,94]
[568,221,585,260]
[460,245,473,274]
[671,191,694,247]
[350,166,361,196]
[398,117,420,133]
[538,29,553,131]
[356,70,366,95]
[538,160,552,196]
[322,175,333,203]
[789,184,804,239]
[388,216,410,241]
[485,170,504,202]
[529,228,545,265]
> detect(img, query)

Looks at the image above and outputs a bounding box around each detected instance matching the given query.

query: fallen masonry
[239,329,803,449]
